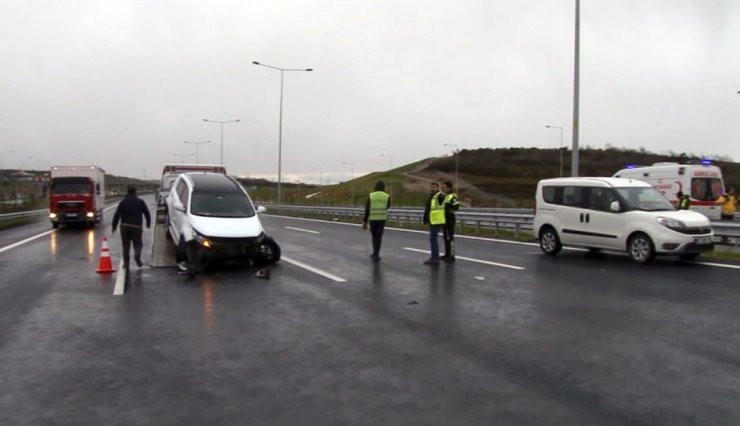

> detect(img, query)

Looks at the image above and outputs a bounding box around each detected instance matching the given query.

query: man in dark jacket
[112,186,151,268]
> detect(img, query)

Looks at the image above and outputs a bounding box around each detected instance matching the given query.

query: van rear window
[542,186,558,204]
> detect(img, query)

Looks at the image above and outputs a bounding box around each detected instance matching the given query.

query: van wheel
[52,223,59,229]
[254,237,281,266]
[678,253,700,261]
[628,233,655,264]
[539,227,562,255]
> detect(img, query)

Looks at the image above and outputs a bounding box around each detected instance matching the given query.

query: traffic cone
[96,236,116,273]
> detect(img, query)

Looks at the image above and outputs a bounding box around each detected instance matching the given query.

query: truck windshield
[190,192,255,218]
[614,186,675,212]
[51,178,91,195]
[691,178,723,201]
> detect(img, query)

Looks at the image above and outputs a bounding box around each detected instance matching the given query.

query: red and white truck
[48,166,106,228]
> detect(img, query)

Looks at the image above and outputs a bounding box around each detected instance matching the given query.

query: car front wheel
[254,237,281,266]
[539,227,562,255]
[628,233,655,264]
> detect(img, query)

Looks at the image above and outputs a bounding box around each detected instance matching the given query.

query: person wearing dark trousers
[441,181,460,261]
[422,182,446,265]
[112,185,152,268]
[363,180,390,261]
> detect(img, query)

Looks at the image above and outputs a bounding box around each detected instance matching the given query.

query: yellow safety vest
[368,191,390,221]
[430,192,446,225]
[720,194,736,215]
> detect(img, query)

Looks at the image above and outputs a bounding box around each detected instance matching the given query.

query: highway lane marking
[0,230,55,254]
[403,247,526,270]
[285,226,320,234]
[113,260,126,295]
[281,255,347,283]
[692,261,740,270]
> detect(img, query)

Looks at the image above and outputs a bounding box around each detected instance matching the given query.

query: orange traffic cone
[96,236,116,273]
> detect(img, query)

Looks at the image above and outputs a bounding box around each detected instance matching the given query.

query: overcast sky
[2,0,739,183]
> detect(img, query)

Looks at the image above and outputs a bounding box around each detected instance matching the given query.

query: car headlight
[193,229,213,249]
[49,213,57,219]
[86,212,95,218]
[656,216,686,230]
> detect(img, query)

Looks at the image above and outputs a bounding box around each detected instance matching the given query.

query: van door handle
[585,213,590,223]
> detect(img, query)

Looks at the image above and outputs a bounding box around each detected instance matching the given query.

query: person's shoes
[135,259,143,267]
[423,258,440,266]
[441,255,455,262]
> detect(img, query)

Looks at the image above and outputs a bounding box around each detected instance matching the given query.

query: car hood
[653,210,711,227]
[189,214,264,238]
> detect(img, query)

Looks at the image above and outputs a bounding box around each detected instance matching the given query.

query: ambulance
[613,162,724,220]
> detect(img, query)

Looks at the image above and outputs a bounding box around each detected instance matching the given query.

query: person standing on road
[362,180,390,261]
[716,188,736,220]
[677,191,691,210]
[112,185,151,268]
[441,181,460,261]
[422,182,446,265]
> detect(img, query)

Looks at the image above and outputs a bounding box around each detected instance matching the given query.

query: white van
[613,162,724,220]
[533,177,714,263]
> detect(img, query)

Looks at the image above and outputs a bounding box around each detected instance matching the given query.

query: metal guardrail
[0,209,48,220]
[267,204,740,244]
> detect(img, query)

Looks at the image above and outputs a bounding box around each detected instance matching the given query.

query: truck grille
[58,201,85,209]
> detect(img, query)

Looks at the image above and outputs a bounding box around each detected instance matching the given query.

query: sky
[1,0,739,184]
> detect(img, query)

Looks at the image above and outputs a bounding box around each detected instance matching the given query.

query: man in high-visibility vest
[441,181,461,261]
[422,182,446,265]
[362,180,390,261]
[716,188,736,220]
[677,191,691,210]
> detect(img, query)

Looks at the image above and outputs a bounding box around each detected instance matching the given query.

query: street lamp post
[0,150,13,187]
[203,118,240,166]
[183,141,210,164]
[443,143,459,189]
[545,125,564,177]
[253,60,313,204]
[342,161,354,205]
[173,153,195,163]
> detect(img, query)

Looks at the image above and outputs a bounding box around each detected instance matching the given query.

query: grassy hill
[240,147,740,208]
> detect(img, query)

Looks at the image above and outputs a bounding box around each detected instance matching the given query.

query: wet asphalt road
[1,201,740,425]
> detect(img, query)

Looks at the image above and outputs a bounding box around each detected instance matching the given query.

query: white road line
[0,230,55,254]
[285,226,320,234]
[113,260,126,295]
[693,261,740,270]
[281,255,347,282]
[403,247,525,270]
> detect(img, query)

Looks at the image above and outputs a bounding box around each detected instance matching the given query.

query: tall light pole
[545,125,564,177]
[253,60,313,204]
[0,150,13,187]
[183,140,210,164]
[342,161,354,205]
[443,143,459,190]
[203,118,240,166]
[571,0,581,177]
[173,153,194,163]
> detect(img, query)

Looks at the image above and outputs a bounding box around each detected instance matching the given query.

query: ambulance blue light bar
[701,159,712,165]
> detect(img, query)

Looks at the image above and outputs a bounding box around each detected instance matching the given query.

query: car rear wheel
[539,227,562,255]
[628,233,655,264]
[254,237,281,266]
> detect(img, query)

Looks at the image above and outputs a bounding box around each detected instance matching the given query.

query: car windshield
[190,192,255,218]
[614,186,675,212]
[51,179,90,195]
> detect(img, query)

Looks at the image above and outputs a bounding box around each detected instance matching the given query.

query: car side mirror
[256,205,267,214]
[610,200,621,212]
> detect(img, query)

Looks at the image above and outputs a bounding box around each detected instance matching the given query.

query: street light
[183,140,210,164]
[443,143,459,190]
[253,60,313,204]
[0,150,13,187]
[342,161,354,205]
[545,125,564,177]
[173,153,195,163]
[203,118,240,166]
